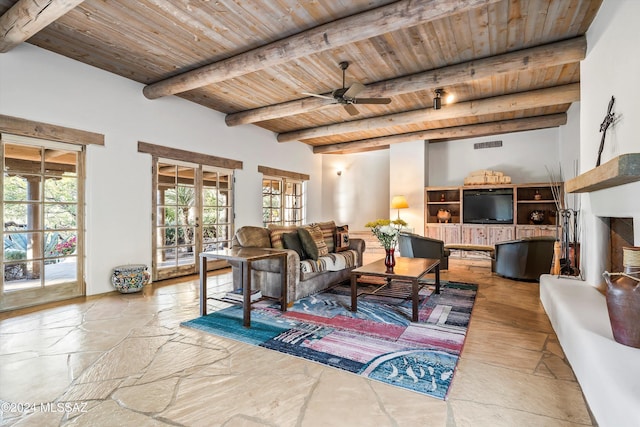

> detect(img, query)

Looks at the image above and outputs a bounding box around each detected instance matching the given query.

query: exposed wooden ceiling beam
[313,114,568,154]
[0,0,85,53]
[226,37,586,126]
[142,0,501,100]
[277,83,580,142]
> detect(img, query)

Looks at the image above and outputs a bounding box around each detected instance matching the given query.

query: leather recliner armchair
[398,232,449,270]
[492,236,556,281]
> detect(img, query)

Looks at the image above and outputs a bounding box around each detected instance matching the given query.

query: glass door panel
[153,160,233,280]
[154,162,197,280]
[1,139,83,311]
[202,168,232,252]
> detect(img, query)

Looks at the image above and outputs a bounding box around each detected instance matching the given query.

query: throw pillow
[335,224,350,252]
[314,220,337,253]
[267,224,298,249]
[236,226,272,248]
[298,225,329,260]
[282,232,307,260]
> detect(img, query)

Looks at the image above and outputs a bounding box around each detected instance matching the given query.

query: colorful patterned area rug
[182,280,477,400]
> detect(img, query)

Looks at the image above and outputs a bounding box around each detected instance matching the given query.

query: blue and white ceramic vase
[111,264,150,293]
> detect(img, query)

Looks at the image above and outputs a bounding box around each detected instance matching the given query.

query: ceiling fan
[302,61,391,116]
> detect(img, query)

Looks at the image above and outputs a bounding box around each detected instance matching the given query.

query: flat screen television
[463,188,514,224]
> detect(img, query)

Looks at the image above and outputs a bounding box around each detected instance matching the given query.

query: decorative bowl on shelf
[437,209,452,223]
[529,210,545,225]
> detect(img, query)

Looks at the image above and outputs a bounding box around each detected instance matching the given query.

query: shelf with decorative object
[425,186,461,225]
[515,183,562,227]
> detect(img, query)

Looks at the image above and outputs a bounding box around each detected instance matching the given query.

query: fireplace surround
[565,153,640,287]
[540,154,640,426]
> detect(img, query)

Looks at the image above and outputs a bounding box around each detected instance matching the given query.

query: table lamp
[391,195,409,220]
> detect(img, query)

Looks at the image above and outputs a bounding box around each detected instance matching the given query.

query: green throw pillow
[298,225,329,260]
[282,232,307,260]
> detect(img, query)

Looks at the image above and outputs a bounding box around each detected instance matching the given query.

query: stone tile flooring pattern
[0,257,595,426]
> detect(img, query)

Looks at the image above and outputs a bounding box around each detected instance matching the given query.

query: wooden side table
[199,247,287,327]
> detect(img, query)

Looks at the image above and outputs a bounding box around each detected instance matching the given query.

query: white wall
[389,140,427,232]
[427,128,562,186]
[321,151,389,230]
[0,44,321,296]
[558,102,582,210]
[579,0,640,286]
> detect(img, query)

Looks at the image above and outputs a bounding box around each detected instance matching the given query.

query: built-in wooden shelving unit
[425,182,562,248]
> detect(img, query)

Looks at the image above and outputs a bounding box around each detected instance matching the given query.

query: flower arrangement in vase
[365,218,407,271]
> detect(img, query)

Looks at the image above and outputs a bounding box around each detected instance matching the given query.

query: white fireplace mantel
[566,153,640,193]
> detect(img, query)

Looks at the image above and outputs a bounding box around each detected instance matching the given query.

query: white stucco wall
[389,140,427,233]
[321,151,389,230]
[0,44,320,296]
[579,0,640,286]
[427,127,562,186]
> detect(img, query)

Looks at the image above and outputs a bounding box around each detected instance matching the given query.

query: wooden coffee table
[350,256,440,322]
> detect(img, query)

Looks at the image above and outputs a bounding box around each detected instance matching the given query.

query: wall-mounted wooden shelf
[566,153,640,193]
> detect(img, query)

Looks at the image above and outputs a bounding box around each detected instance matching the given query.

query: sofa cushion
[267,224,298,249]
[300,250,358,275]
[236,226,272,248]
[315,220,337,253]
[335,224,350,252]
[298,225,329,260]
[282,232,307,260]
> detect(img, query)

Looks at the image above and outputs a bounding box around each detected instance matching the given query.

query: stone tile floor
[0,258,595,426]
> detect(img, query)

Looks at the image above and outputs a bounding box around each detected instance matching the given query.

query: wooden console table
[350,256,440,322]
[199,247,287,327]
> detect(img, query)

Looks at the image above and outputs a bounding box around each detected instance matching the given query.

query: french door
[153,158,233,281]
[1,135,84,311]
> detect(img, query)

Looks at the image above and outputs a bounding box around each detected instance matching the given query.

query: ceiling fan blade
[342,82,365,99]
[301,92,334,100]
[343,104,359,116]
[353,97,392,105]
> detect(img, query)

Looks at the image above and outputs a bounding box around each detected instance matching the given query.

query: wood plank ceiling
[0,0,603,154]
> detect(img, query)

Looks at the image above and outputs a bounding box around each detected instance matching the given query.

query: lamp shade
[391,195,409,209]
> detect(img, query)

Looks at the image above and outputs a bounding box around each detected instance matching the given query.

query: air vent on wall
[474,140,502,149]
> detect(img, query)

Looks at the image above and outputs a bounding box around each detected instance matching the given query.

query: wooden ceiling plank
[469,4,492,59]
[33,3,209,82]
[570,0,603,34]
[313,113,567,154]
[0,0,85,53]
[451,8,476,62]
[524,0,550,45]
[487,0,509,55]
[506,0,526,51]
[142,0,502,99]
[400,26,432,74]
[225,36,585,126]
[142,0,233,52]
[278,82,579,142]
